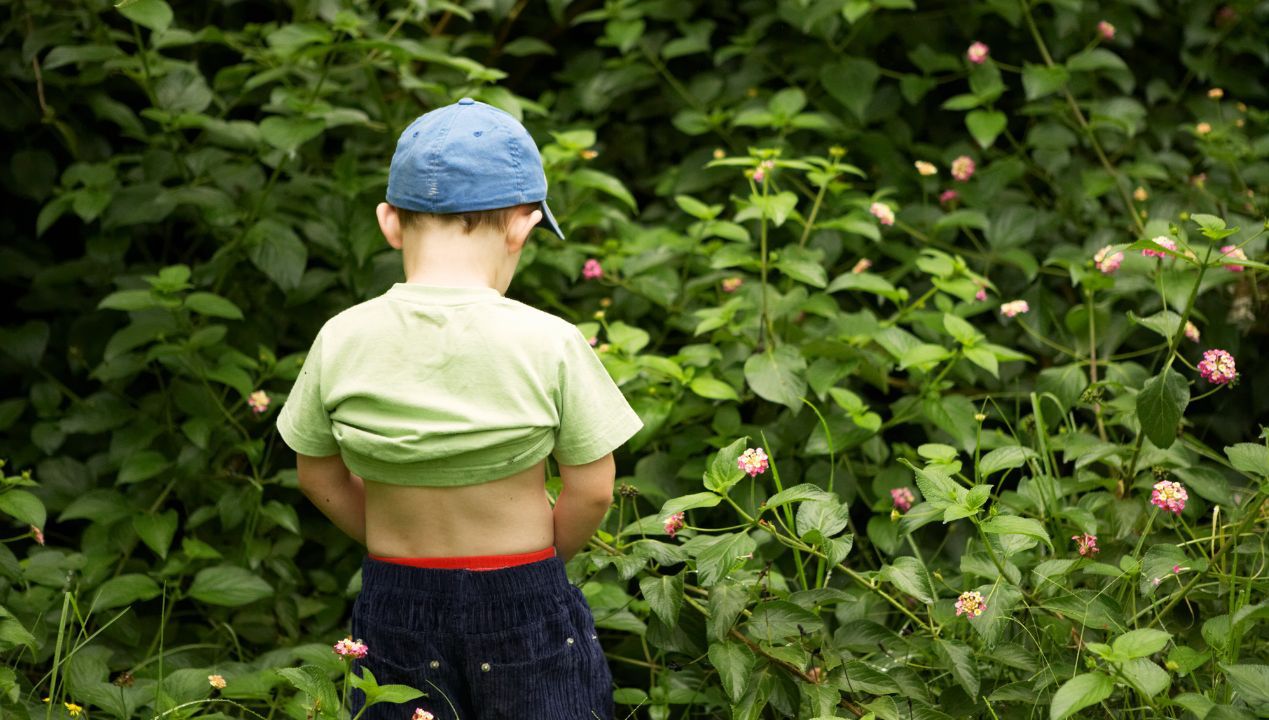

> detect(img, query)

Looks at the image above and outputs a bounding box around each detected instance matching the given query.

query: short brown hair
[395,203,537,236]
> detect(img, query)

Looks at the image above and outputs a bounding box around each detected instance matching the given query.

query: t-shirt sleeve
[276,329,341,457]
[552,325,644,466]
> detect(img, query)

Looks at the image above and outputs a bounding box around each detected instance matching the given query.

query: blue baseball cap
[386,98,565,240]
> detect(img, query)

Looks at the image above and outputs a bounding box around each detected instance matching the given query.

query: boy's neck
[400,226,513,293]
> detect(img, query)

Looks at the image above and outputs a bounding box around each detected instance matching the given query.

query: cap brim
[537,199,565,240]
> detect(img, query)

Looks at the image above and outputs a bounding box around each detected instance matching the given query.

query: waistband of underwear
[366,545,557,572]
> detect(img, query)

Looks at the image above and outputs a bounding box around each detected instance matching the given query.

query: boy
[275,98,643,720]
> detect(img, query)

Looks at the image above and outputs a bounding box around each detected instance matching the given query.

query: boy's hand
[552,453,616,561]
[296,453,366,545]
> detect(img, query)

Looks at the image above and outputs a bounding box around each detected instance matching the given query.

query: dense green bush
[1,0,1267,719]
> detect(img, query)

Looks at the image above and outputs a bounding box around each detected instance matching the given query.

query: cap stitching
[424,107,459,200]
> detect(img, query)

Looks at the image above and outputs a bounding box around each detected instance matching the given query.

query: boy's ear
[505,205,543,254]
[377,202,403,250]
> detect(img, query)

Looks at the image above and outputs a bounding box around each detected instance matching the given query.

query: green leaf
[1118,657,1170,697]
[1137,369,1189,450]
[765,483,833,509]
[966,110,1007,149]
[0,490,46,529]
[707,580,748,640]
[117,450,168,485]
[675,195,718,220]
[98,289,160,312]
[743,346,807,410]
[1224,443,1268,476]
[935,639,979,698]
[132,510,178,559]
[795,498,851,541]
[1022,62,1069,100]
[981,515,1052,549]
[746,600,823,639]
[820,58,879,121]
[92,574,162,610]
[1049,672,1113,720]
[1113,628,1172,659]
[246,220,307,292]
[639,573,684,627]
[880,556,936,604]
[116,0,174,32]
[259,116,325,151]
[942,313,981,345]
[694,532,756,586]
[707,641,755,703]
[1221,664,1269,706]
[276,666,341,720]
[189,566,274,606]
[703,438,749,494]
[977,446,1038,476]
[1130,310,1183,341]
[568,169,637,212]
[660,492,722,517]
[688,376,739,401]
[184,292,244,320]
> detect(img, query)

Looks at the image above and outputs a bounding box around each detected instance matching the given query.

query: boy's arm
[296,453,366,545]
[552,453,615,562]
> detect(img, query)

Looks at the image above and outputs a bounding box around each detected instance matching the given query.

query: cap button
[458,97,475,105]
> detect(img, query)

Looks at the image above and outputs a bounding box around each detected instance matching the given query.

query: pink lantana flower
[208,675,227,690]
[333,637,368,659]
[1072,533,1099,556]
[966,42,990,64]
[663,512,685,538]
[1197,349,1237,384]
[721,277,744,293]
[1184,321,1200,343]
[413,710,435,720]
[852,258,872,274]
[31,525,44,545]
[955,591,987,618]
[890,487,915,513]
[1142,236,1177,258]
[869,202,895,226]
[1219,245,1247,272]
[914,160,938,176]
[975,286,988,301]
[1150,480,1188,514]
[1094,245,1124,274]
[737,447,769,477]
[939,189,959,206]
[1000,300,1030,318]
[1097,20,1115,40]
[582,259,603,280]
[951,156,976,182]
[247,390,270,414]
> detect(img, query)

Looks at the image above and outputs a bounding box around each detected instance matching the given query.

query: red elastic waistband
[368,546,556,571]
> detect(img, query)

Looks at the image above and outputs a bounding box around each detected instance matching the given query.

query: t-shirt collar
[385,282,503,305]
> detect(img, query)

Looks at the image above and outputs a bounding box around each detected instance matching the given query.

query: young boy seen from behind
[276,97,643,720]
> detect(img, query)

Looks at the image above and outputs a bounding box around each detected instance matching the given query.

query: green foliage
[1,0,1268,719]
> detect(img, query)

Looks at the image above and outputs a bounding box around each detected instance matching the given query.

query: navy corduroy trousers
[348,554,613,720]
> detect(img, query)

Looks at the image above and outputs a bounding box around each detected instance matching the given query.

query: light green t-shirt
[275,282,644,486]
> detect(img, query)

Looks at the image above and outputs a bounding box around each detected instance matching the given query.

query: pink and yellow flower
[582,259,603,280]
[1094,245,1124,274]
[1208,87,1224,99]
[333,637,368,659]
[1219,245,1247,271]
[955,590,987,618]
[1197,349,1237,384]
[851,258,872,274]
[1184,321,1200,343]
[951,156,976,182]
[721,277,744,293]
[1072,533,1099,556]
[1000,300,1030,318]
[891,487,916,513]
[939,189,959,206]
[247,390,270,414]
[966,42,990,64]
[30,525,44,545]
[1150,480,1188,514]
[413,710,435,720]
[1098,20,1116,40]
[1196,122,1213,136]
[663,512,685,538]
[1142,236,1176,258]
[208,674,227,690]
[869,202,895,226]
[914,160,938,176]
[737,447,769,477]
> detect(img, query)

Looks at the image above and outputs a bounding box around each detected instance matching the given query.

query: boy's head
[383,98,564,242]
